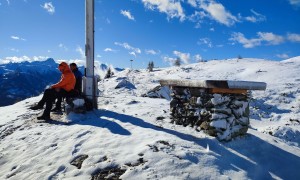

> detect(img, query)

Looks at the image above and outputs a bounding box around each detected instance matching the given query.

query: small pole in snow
[130,59,133,70]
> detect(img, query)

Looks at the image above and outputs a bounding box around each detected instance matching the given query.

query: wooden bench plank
[209,88,247,94]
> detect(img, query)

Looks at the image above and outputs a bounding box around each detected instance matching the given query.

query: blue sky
[1,0,300,69]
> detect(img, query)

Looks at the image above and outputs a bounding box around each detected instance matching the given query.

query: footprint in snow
[72,142,83,155]
[76,130,92,139]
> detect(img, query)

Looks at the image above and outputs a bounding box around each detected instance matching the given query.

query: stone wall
[170,87,250,141]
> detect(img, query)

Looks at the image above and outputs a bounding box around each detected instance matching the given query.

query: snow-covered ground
[1,57,300,179]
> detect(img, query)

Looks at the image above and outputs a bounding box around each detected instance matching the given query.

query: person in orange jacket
[51,62,83,112]
[30,62,76,120]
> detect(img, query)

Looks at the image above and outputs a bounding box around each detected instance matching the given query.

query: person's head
[58,62,69,73]
[69,63,78,71]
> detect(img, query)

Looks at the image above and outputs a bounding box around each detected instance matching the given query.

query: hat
[58,62,68,71]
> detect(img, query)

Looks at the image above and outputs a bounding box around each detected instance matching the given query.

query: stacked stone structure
[160,79,266,141]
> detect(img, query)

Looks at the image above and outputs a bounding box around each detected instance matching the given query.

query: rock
[156,116,165,120]
[142,85,171,100]
[70,154,89,169]
[91,166,126,180]
[115,79,136,89]
[210,119,227,129]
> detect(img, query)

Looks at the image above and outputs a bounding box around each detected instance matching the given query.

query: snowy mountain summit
[1,57,300,179]
[0,58,61,106]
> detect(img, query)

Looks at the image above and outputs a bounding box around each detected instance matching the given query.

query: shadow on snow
[66,109,300,179]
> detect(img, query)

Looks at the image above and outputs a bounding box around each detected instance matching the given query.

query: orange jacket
[51,62,76,92]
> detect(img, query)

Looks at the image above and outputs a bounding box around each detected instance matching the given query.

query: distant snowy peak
[282,56,300,63]
[100,63,108,71]
[37,58,56,65]
[0,58,123,75]
[0,58,58,74]
[98,63,124,72]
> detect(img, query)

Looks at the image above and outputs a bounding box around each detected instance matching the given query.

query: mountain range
[0,58,118,107]
[0,58,61,106]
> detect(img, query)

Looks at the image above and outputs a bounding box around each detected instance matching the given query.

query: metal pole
[130,59,133,70]
[84,0,97,109]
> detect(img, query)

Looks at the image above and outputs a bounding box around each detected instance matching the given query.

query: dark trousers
[55,89,79,109]
[55,93,63,110]
[38,89,67,116]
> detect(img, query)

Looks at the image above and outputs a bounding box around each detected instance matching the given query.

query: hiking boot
[37,115,51,120]
[51,107,62,112]
[29,104,43,110]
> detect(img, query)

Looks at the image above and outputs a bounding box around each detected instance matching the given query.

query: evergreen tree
[147,61,154,72]
[105,67,114,79]
[174,58,181,67]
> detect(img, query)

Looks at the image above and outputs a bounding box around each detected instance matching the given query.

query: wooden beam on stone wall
[209,88,247,94]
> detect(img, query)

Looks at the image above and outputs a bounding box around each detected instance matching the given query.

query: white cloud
[197,38,213,48]
[199,0,238,26]
[230,32,285,48]
[276,53,289,59]
[142,0,185,21]
[11,35,26,41]
[104,48,117,52]
[194,23,201,29]
[229,32,261,48]
[57,59,85,67]
[187,0,197,7]
[143,0,267,27]
[163,56,177,66]
[120,10,135,21]
[188,11,207,23]
[194,54,203,62]
[173,51,190,64]
[9,48,19,52]
[245,9,266,23]
[1,56,30,63]
[244,16,256,23]
[129,52,137,57]
[288,0,300,7]
[188,11,207,28]
[244,9,266,23]
[163,51,191,65]
[145,49,159,55]
[257,32,284,45]
[6,0,10,5]
[76,46,85,58]
[209,28,215,31]
[41,2,55,15]
[114,42,141,54]
[32,56,48,61]
[287,33,300,42]
[58,43,68,51]
[0,55,49,64]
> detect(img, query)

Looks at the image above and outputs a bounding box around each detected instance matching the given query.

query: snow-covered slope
[1,58,300,179]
